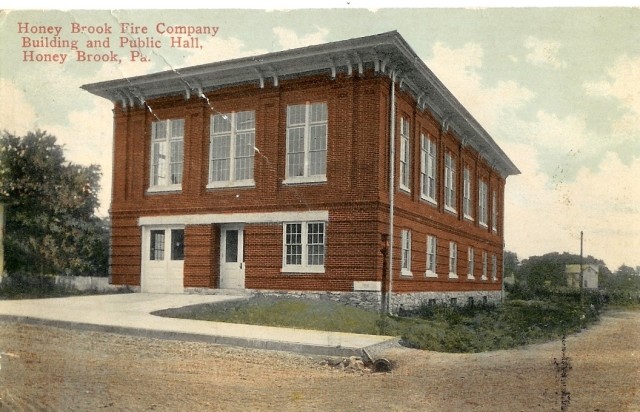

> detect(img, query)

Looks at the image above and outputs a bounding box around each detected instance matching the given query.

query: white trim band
[138,210,329,226]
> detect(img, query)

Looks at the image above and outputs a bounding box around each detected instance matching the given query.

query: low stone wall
[53,275,136,292]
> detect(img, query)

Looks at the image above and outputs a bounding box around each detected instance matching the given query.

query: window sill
[467,274,475,280]
[481,276,488,281]
[281,266,325,274]
[464,214,474,222]
[448,272,458,279]
[282,176,327,186]
[479,222,489,229]
[207,180,255,190]
[425,271,438,278]
[400,269,413,277]
[399,185,411,194]
[420,195,437,207]
[444,206,457,216]
[147,185,182,194]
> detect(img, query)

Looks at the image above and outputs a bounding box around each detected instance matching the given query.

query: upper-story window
[399,117,411,192]
[150,118,184,192]
[492,190,498,233]
[479,179,489,227]
[285,102,327,184]
[463,167,473,220]
[420,134,437,203]
[444,152,456,213]
[208,111,256,188]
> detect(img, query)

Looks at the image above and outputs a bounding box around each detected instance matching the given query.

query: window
[282,222,325,273]
[209,111,256,187]
[285,102,327,183]
[468,296,475,306]
[171,229,184,261]
[492,190,498,233]
[479,179,488,227]
[492,254,498,282]
[150,230,165,261]
[463,167,473,219]
[444,152,456,213]
[399,117,411,191]
[149,228,184,261]
[426,235,437,277]
[450,297,458,306]
[420,134,437,203]
[467,247,475,279]
[449,241,458,278]
[482,251,488,280]
[401,230,412,275]
[150,119,184,191]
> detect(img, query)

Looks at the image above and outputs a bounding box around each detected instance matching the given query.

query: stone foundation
[184,287,502,312]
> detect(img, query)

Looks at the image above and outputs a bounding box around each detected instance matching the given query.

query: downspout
[387,71,397,315]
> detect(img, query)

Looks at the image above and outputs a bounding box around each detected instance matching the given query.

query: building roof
[566,264,599,274]
[81,31,519,177]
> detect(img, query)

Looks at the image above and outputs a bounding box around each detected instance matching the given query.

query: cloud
[505,146,640,269]
[181,36,269,68]
[426,42,534,131]
[0,78,39,135]
[584,54,640,141]
[524,36,567,69]
[272,26,329,49]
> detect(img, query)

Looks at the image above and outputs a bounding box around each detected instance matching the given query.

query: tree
[516,252,608,290]
[503,250,519,278]
[0,130,108,276]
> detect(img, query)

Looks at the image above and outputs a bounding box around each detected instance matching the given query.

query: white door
[219,225,245,289]
[142,226,184,293]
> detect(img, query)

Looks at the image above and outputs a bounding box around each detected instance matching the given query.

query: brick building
[82,31,519,311]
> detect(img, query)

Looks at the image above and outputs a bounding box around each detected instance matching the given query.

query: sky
[0,6,638,270]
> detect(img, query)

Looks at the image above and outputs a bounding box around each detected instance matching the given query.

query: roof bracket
[329,58,337,79]
[254,68,265,89]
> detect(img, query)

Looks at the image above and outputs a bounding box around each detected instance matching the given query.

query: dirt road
[0,310,638,411]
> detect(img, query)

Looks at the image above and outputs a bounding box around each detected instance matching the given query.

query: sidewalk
[0,293,396,357]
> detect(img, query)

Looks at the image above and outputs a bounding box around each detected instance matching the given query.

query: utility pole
[580,231,584,304]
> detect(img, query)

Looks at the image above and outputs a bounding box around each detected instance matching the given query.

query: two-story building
[82,31,519,311]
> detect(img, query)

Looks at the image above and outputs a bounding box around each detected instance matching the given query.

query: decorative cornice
[81,31,519,177]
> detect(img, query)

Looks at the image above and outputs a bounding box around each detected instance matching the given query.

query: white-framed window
[401,229,412,275]
[420,134,437,203]
[492,254,498,282]
[150,118,184,191]
[449,241,458,278]
[282,222,325,273]
[426,235,437,277]
[399,117,411,192]
[444,152,456,213]
[467,247,475,279]
[492,190,498,233]
[482,251,488,280]
[149,228,184,261]
[285,102,327,184]
[463,167,473,220]
[479,179,488,227]
[208,111,256,188]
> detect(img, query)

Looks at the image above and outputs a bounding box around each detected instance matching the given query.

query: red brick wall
[109,71,509,294]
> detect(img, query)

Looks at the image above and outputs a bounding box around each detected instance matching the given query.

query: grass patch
[159,291,605,353]
[162,295,386,335]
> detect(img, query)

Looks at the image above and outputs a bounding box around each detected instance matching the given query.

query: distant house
[566,264,599,290]
[81,31,519,311]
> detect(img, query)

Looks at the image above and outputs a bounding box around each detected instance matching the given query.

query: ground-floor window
[149,228,184,261]
[282,221,325,273]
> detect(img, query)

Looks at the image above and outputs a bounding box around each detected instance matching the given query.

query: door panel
[142,226,184,293]
[219,225,245,289]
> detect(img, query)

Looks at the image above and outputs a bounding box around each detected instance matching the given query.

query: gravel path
[0,309,638,411]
